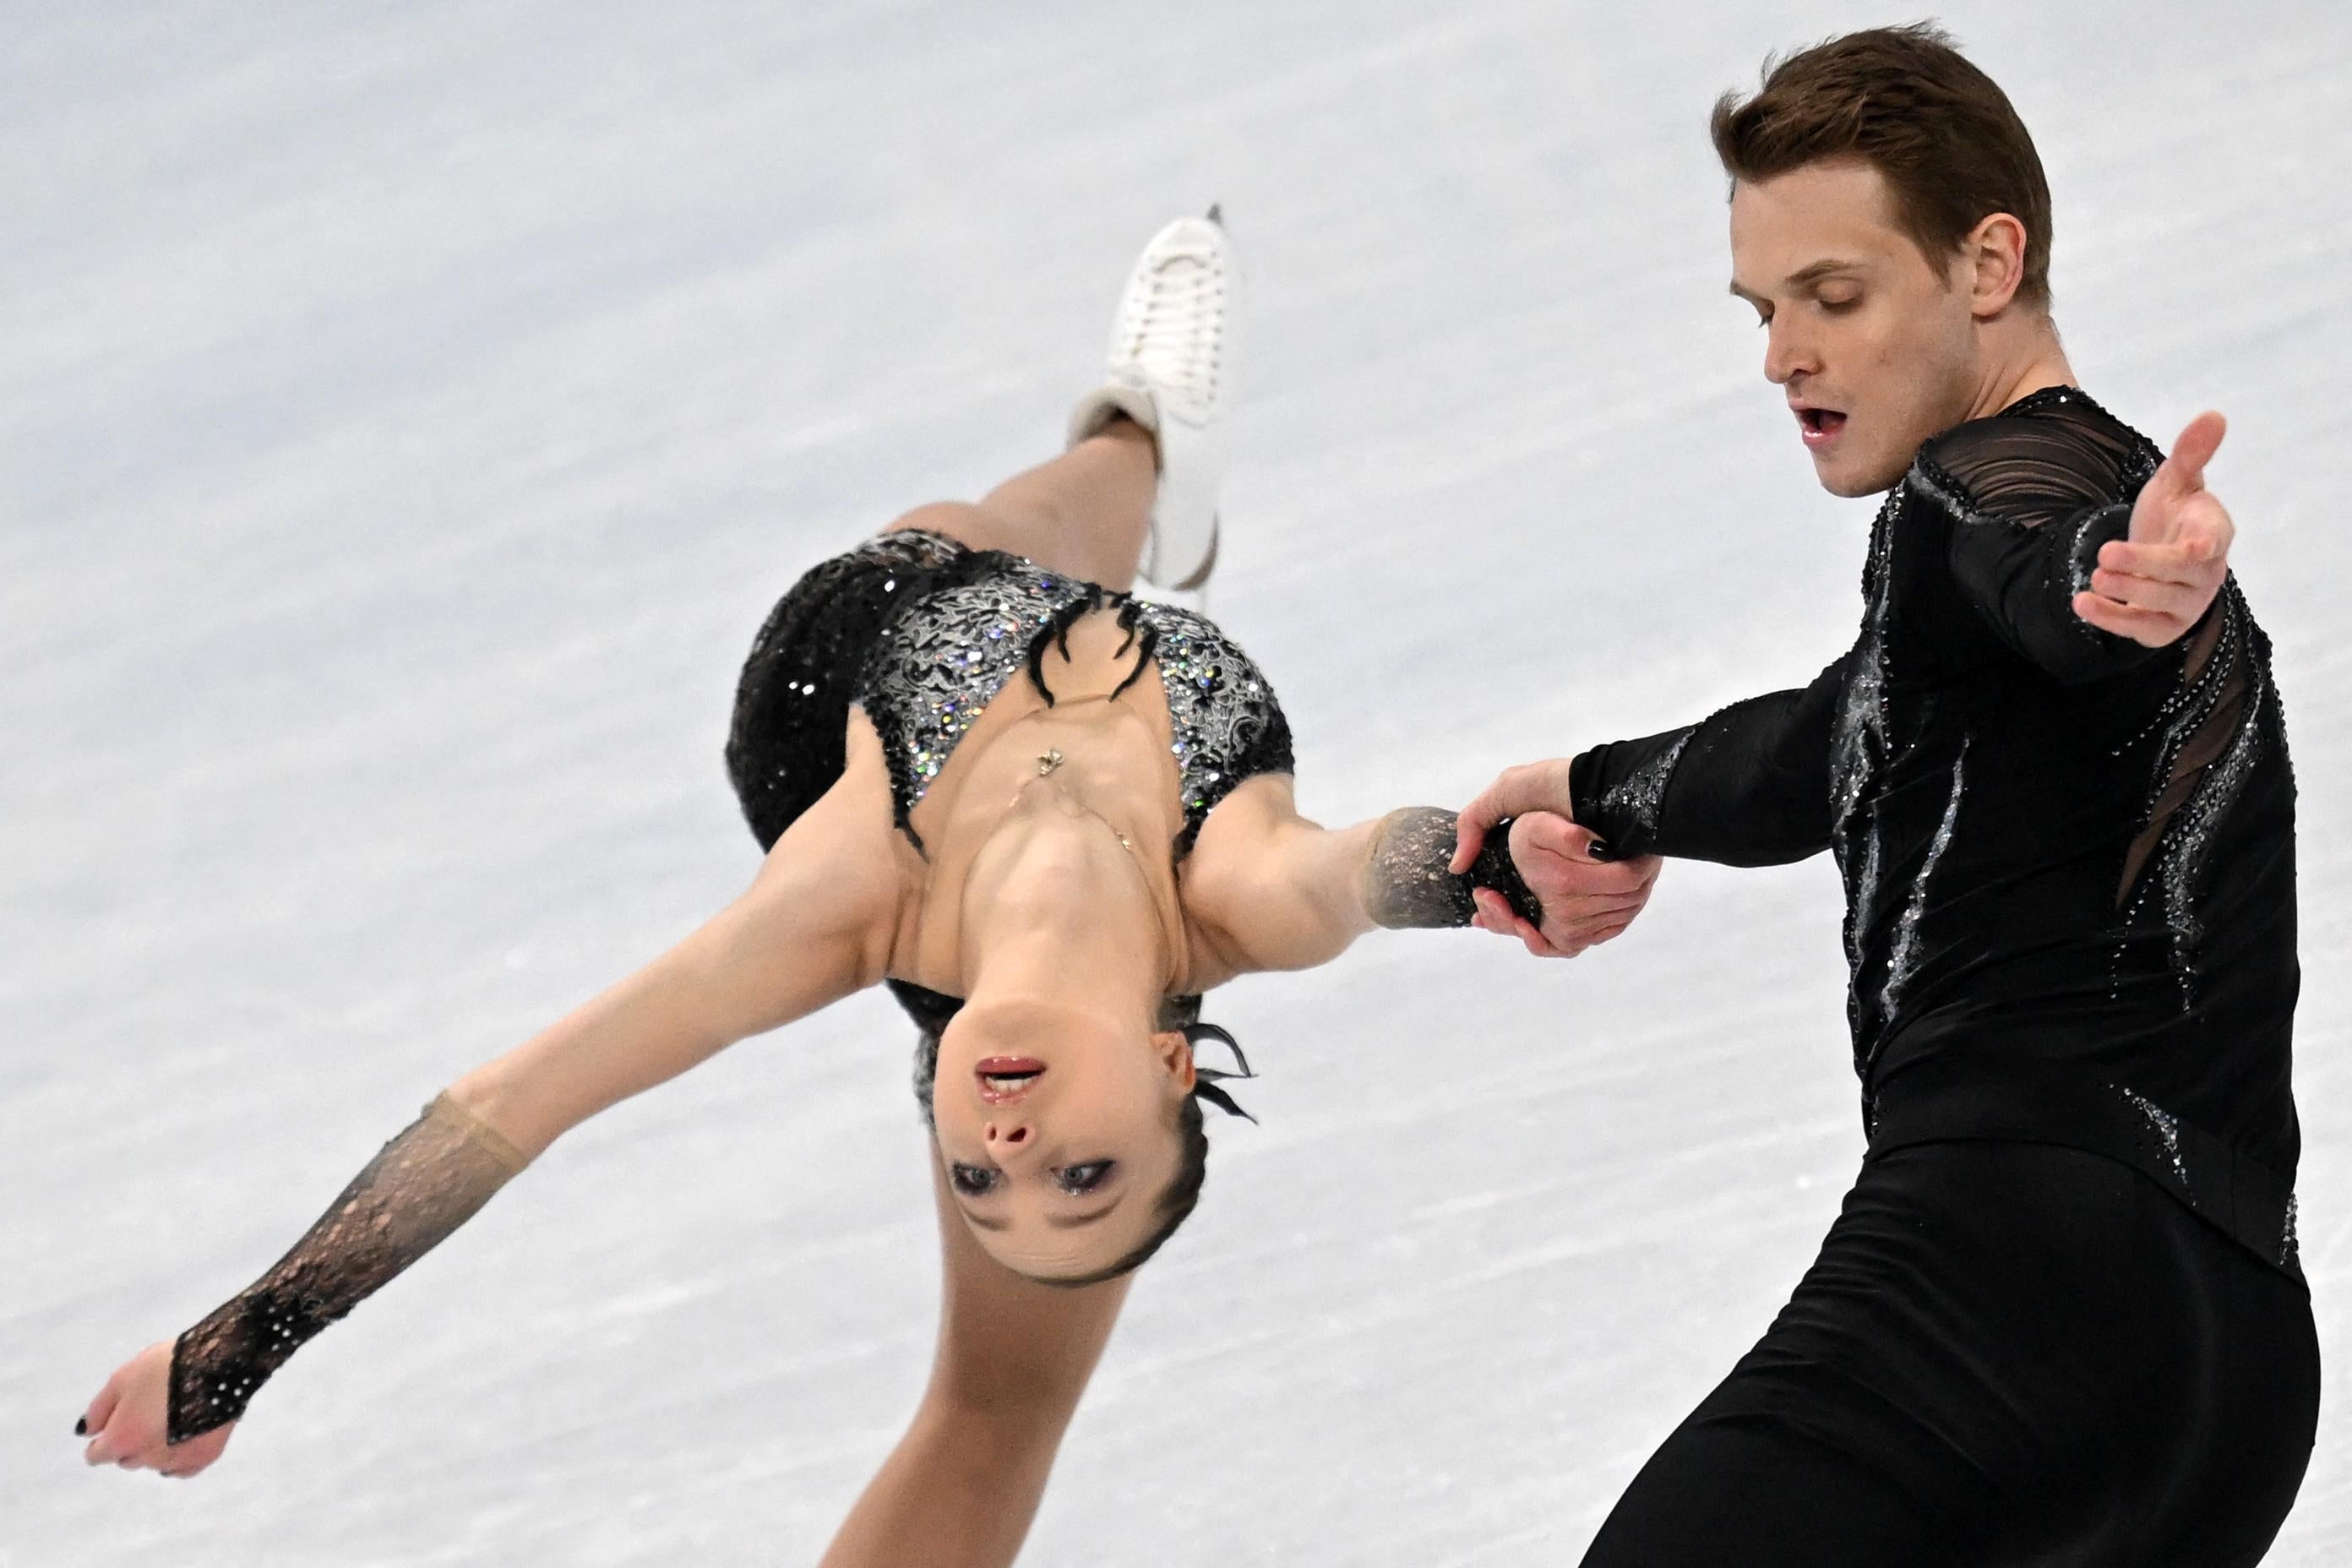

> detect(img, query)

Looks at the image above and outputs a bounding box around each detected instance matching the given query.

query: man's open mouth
[1796,406,1848,444]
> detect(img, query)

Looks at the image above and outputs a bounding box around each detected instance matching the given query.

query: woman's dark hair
[907,993,1254,1288]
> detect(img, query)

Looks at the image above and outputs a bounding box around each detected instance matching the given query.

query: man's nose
[1763,318,1816,385]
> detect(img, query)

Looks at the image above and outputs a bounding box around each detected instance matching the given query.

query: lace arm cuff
[1364,807,1540,929]
[166,1093,530,1444]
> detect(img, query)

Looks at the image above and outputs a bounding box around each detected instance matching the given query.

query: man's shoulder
[1910,387,2163,531]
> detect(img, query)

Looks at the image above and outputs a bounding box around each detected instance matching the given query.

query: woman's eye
[950,1163,997,1195]
[1057,1161,1113,1195]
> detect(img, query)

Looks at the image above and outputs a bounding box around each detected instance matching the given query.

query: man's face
[1728,160,1982,497]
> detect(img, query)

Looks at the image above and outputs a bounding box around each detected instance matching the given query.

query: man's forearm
[1571,656,1848,866]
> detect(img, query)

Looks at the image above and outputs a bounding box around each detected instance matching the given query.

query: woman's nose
[983,1122,1029,1147]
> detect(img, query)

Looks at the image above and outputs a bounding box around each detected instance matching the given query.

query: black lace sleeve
[166,1094,530,1444]
[1911,402,2171,685]
[1570,653,1848,866]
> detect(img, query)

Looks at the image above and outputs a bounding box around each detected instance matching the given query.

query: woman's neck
[958,787,1172,1013]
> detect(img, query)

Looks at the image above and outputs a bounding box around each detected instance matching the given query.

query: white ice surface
[5,3,2349,1563]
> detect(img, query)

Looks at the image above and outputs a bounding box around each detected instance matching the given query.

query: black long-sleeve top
[1573,389,2300,1257]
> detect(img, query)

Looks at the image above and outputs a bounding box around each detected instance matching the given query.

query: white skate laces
[1068,208,1238,591]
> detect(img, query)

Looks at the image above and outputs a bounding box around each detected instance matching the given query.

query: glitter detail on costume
[2156,672,2263,1002]
[1598,731,1693,841]
[1878,738,1968,1029]
[1831,487,1901,1049]
[1130,601,1297,857]
[2119,1086,2190,1189]
[863,559,1094,825]
[167,1095,529,1443]
[730,529,1293,865]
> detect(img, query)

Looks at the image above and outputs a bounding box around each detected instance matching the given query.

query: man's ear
[1964,210,2029,318]
[1152,1029,1197,1092]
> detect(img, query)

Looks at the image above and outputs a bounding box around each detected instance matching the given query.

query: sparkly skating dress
[1576,389,2316,1568]
[721,526,1298,1045]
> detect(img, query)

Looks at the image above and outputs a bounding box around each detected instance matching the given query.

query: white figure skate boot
[1067,207,1238,591]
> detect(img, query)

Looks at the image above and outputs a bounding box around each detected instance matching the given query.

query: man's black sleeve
[1910,418,2175,686]
[1567,652,1848,866]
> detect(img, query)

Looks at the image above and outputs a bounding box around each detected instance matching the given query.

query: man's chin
[1810,449,1904,499]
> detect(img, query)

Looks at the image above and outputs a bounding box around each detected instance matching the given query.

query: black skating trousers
[1581,1141,2317,1567]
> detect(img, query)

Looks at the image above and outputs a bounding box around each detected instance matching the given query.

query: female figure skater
[76,212,1660,1563]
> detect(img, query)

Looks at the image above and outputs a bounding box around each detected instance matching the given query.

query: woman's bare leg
[819,1162,1131,1568]
[884,419,1157,591]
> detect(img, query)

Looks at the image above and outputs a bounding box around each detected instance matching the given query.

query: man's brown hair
[1711,23,2054,308]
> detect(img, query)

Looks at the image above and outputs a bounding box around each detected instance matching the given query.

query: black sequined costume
[727,529,1296,861]
[1572,390,2315,1567]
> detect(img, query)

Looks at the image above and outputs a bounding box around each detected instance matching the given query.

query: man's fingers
[2087,569,2212,621]
[1451,761,1577,873]
[1513,812,1606,865]
[2164,410,2227,494]
[2099,538,2226,590]
[2072,592,2182,647]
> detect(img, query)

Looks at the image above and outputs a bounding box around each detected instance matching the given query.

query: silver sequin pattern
[861,556,1293,854]
[1878,738,1968,1028]
[1597,730,1693,841]
[2119,1086,2191,1190]
[864,560,1091,805]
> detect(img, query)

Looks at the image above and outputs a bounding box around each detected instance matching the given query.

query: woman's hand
[79,1341,234,1478]
[1469,812,1661,958]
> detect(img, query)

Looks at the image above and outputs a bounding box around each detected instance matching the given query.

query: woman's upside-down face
[934,995,1195,1282]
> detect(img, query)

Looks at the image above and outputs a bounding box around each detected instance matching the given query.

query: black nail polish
[74,1417,87,1436]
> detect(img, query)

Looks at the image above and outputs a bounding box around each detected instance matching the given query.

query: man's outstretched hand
[1451,764,1660,957]
[2075,410,2235,647]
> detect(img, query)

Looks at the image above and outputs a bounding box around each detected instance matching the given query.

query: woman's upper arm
[452,777,901,1155]
[1183,778,1375,977]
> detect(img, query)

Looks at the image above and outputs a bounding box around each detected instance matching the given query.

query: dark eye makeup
[950,1160,1113,1198]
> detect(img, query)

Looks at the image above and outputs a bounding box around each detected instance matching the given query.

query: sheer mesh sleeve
[1571,654,1847,866]
[166,1093,530,1444]
[1911,406,2171,685]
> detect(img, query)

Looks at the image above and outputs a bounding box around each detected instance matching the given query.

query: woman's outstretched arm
[79,773,902,1478]
[1181,777,1657,977]
[819,1161,1131,1568]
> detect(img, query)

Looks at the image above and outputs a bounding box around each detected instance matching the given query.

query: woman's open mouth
[975,1057,1047,1103]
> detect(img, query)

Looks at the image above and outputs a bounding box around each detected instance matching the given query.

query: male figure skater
[1458,25,2312,1565]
